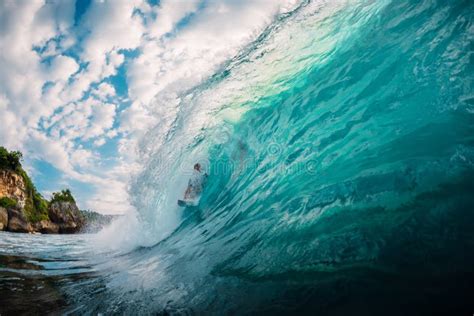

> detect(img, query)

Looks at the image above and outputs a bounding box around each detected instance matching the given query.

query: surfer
[183,163,207,200]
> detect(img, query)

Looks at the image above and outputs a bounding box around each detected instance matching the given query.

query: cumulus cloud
[0,0,133,213]
[81,1,144,63]
[84,101,116,140]
[0,0,300,214]
[93,82,116,101]
[47,55,79,82]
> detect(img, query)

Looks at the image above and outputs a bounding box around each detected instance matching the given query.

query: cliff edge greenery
[0,196,17,209]
[51,189,76,204]
[0,146,48,222]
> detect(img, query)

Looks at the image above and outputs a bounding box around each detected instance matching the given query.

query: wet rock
[34,220,59,234]
[7,207,33,233]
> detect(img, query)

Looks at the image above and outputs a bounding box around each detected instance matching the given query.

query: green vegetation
[50,189,76,204]
[0,196,17,209]
[24,193,49,222]
[0,146,49,222]
[0,146,23,172]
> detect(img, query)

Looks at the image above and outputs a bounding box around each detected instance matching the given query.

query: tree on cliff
[51,189,76,204]
[0,146,23,171]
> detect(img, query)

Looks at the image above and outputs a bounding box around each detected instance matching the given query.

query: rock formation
[0,192,85,234]
[0,162,82,233]
[34,220,59,234]
[0,146,111,234]
[0,170,27,208]
[48,201,84,233]
[6,207,33,233]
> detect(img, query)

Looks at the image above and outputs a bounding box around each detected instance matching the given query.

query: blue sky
[0,0,297,214]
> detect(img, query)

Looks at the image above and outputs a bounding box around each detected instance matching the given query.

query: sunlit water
[2,0,474,314]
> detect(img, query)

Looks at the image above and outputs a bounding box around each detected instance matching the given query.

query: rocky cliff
[0,199,85,234]
[0,146,85,234]
[0,170,27,208]
[48,201,84,233]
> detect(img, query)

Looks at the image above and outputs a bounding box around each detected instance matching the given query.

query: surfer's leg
[184,185,193,199]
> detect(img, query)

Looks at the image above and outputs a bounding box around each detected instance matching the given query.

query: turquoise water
[1,0,474,314]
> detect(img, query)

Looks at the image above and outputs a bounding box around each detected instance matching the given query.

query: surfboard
[177,199,198,207]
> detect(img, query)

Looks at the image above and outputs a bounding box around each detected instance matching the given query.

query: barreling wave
[90,0,474,314]
[125,0,387,245]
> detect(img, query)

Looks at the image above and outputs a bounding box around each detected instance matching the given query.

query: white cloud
[0,1,140,214]
[145,0,201,40]
[0,0,301,214]
[119,101,153,134]
[47,55,79,82]
[82,1,144,63]
[93,82,116,100]
[70,148,95,169]
[93,138,106,147]
[26,131,74,174]
[84,101,116,140]
[84,178,131,214]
